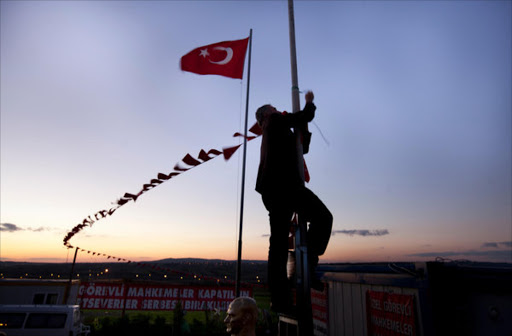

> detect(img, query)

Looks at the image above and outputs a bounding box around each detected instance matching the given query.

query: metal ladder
[279,214,313,336]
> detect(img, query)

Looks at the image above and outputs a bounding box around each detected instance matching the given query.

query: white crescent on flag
[209,47,233,65]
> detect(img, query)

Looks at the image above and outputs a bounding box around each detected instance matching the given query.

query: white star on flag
[199,48,209,58]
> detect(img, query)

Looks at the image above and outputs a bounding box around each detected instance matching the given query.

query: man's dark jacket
[256,102,315,195]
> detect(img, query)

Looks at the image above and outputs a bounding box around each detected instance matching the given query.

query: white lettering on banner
[95,286,103,296]
[198,289,238,299]
[371,315,413,336]
[78,282,252,312]
[86,285,96,296]
[83,285,125,297]
[184,300,203,310]
[163,288,177,298]
[128,287,144,297]
[110,286,124,297]
[128,287,194,298]
[366,291,416,336]
[383,301,412,316]
[126,300,138,309]
[370,298,382,310]
[79,298,137,310]
[182,289,194,298]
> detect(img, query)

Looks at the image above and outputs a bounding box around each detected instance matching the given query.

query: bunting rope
[74,246,264,288]
[63,122,263,249]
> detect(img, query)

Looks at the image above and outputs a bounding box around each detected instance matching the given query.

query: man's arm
[301,90,316,122]
[301,91,315,154]
[267,91,316,130]
[278,91,316,126]
[305,90,314,104]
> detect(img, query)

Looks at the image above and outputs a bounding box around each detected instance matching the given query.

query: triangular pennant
[182,153,201,166]
[223,144,242,160]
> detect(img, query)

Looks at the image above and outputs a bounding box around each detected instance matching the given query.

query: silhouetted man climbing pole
[255,91,333,314]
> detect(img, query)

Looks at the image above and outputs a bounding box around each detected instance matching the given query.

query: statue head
[224,297,258,336]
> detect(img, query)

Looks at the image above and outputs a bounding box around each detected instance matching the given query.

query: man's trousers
[261,186,333,308]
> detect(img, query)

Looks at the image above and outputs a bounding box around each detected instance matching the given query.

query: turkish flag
[180,37,249,79]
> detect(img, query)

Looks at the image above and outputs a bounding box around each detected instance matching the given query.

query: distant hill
[152,258,266,264]
[0,258,268,285]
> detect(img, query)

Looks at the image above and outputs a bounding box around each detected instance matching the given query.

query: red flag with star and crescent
[180,37,249,79]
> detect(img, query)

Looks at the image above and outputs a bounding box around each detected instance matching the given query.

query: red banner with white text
[366,290,416,336]
[78,282,252,311]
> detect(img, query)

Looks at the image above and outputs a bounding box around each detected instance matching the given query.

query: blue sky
[1,0,511,263]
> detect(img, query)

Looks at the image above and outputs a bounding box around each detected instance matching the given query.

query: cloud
[481,241,512,249]
[332,229,389,237]
[0,223,56,233]
[29,227,53,232]
[0,223,23,232]
[261,230,391,238]
[25,257,66,262]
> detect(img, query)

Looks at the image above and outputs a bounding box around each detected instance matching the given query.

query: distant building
[0,279,79,305]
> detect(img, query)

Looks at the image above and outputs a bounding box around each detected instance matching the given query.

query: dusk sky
[1,0,511,264]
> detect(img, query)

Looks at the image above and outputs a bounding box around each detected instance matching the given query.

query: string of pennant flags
[75,246,264,288]
[63,122,263,249]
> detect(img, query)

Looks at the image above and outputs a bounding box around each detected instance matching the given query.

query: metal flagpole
[288,0,303,168]
[288,1,314,334]
[63,247,79,304]
[235,28,253,298]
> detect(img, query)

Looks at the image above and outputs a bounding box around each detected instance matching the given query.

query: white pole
[288,1,313,334]
[288,0,305,183]
[235,29,252,297]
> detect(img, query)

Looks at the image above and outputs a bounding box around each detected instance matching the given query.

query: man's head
[224,297,258,335]
[255,104,278,126]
